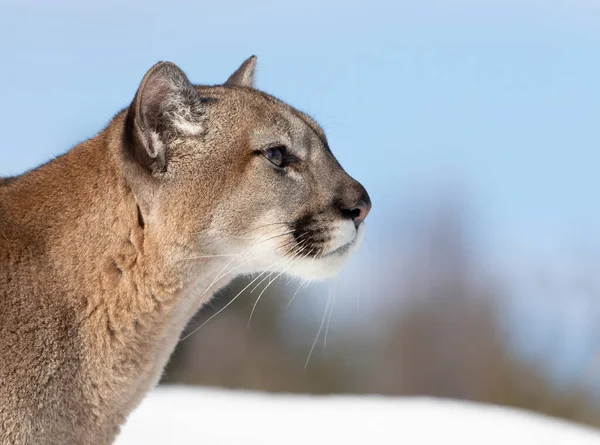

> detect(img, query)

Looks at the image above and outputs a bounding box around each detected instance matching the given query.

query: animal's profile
[0,56,371,444]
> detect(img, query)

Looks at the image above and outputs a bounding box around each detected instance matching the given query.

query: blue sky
[2,0,600,383]
[2,0,599,252]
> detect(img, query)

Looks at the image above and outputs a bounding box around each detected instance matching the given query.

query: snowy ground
[115,385,600,444]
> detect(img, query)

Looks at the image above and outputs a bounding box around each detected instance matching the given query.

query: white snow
[116,385,600,445]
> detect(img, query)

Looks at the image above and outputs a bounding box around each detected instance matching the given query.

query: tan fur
[0,57,371,444]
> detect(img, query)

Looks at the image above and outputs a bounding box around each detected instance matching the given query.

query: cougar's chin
[286,223,364,281]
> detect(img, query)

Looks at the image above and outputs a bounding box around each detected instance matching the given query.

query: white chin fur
[286,223,365,281]
[228,221,364,282]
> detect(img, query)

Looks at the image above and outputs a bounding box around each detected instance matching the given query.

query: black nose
[341,198,372,228]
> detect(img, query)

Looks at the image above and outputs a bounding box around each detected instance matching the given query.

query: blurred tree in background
[163,200,600,428]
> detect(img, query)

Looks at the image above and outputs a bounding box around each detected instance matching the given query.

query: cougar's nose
[341,194,372,228]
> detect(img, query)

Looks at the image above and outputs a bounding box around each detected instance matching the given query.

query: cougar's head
[123,56,371,281]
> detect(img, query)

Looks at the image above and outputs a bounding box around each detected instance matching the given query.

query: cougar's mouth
[290,214,361,259]
[279,216,363,280]
[320,237,355,258]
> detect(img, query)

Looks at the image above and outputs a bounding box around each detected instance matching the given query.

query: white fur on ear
[126,62,204,173]
[172,119,203,136]
[224,56,257,88]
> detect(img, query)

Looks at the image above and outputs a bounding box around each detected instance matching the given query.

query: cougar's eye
[263,145,288,168]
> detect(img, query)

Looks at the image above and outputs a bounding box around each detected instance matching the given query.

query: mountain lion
[0,56,371,444]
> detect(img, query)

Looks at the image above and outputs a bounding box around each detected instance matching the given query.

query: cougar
[0,56,371,444]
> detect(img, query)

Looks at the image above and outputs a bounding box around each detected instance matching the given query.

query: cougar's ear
[224,55,257,88]
[125,62,204,174]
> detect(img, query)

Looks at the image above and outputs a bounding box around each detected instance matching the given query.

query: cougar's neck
[1,113,231,438]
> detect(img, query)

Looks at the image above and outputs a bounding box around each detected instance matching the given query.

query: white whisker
[181,266,273,341]
[304,293,331,370]
[285,279,309,309]
[191,224,298,301]
[249,239,308,293]
[357,258,361,317]
[323,280,337,349]
[247,244,312,328]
